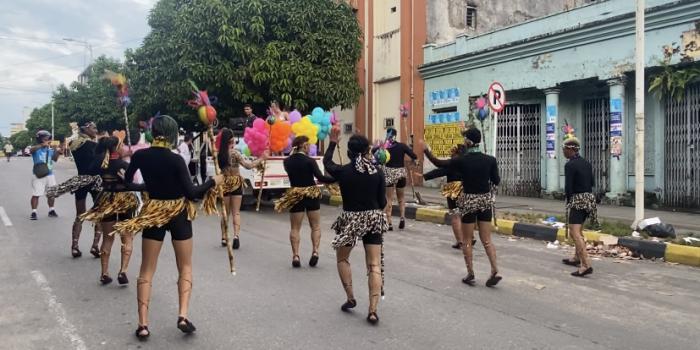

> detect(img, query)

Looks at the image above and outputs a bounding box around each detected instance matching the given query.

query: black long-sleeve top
[565,155,594,201]
[423,167,461,182]
[283,153,335,187]
[125,147,214,200]
[425,150,500,194]
[385,142,417,168]
[72,140,97,175]
[89,158,146,192]
[324,142,387,212]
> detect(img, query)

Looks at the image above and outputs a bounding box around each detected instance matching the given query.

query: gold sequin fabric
[331,210,388,249]
[566,192,599,226]
[201,175,243,215]
[441,181,463,199]
[449,193,494,216]
[382,166,406,186]
[112,198,196,236]
[80,192,139,223]
[274,186,322,212]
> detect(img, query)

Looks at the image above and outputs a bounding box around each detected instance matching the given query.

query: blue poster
[546,140,555,151]
[547,106,557,117]
[610,98,622,113]
[546,122,555,134]
[610,111,622,124]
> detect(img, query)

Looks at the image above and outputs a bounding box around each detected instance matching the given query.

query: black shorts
[387,178,407,189]
[142,209,193,241]
[461,209,493,224]
[290,197,321,213]
[447,197,457,210]
[101,211,134,223]
[345,232,382,246]
[224,187,243,196]
[568,208,589,225]
[75,188,99,201]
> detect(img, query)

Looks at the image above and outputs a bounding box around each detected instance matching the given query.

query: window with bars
[466,6,477,29]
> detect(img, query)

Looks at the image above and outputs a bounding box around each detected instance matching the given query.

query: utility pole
[634,0,645,224]
[51,100,55,139]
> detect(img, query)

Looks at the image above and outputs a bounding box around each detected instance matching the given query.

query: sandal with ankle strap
[366,312,379,325]
[292,255,301,268]
[177,317,196,333]
[485,273,502,287]
[461,273,475,286]
[135,325,150,340]
[341,299,357,312]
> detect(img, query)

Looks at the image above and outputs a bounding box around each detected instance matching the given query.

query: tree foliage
[9,130,32,150]
[649,42,700,101]
[24,56,131,139]
[126,0,362,130]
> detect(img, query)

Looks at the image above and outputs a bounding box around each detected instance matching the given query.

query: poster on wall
[430,88,460,106]
[610,98,622,158]
[545,105,557,158]
[424,122,464,157]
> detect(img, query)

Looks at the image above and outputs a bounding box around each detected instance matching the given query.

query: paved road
[1,158,700,350]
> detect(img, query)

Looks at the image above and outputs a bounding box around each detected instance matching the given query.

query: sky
[0,0,156,137]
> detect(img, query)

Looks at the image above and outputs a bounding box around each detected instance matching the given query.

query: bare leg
[99,222,116,277]
[47,196,55,209]
[31,196,39,210]
[477,220,498,276]
[71,199,87,253]
[172,238,194,320]
[451,214,463,245]
[569,224,591,272]
[222,196,233,245]
[396,187,406,220]
[232,195,242,239]
[461,221,476,276]
[137,238,164,327]
[364,244,382,315]
[336,246,354,302]
[119,233,134,274]
[385,186,395,227]
[289,212,304,259]
[307,210,322,256]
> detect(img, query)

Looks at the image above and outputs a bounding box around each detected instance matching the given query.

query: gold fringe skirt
[201,175,243,215]
[441,181,463,200]
[79,191,139,223]
[325,183,341,196]
[274,186,322,212]
[112,198,196,236]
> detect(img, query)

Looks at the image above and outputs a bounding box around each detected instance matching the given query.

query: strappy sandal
[117,272,128,285]
[71,246,82,258]
[452,242,463,249]
[341,299,357,312]
[90,246,100,258]
[485,272,502,287]
[461,273,475,286]
[571,267,593,277]
[366,312,379,325]
[562,258,580,266]
[398,218,405,230]
[292,255,301,268]
[135,325,150,340]
[177,317,196,333]
[232,236,240,250]
[221,239,227,247]
[100,274,113,285]
[309,253,319,267]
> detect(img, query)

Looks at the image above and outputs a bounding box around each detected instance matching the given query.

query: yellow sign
[424,122,463,157]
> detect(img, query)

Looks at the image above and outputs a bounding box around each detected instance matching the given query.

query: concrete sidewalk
[411,186,700,232]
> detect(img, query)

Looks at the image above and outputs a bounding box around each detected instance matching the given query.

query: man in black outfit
[244,104,259,128]
[68,122,102,258]
[562,137,595,277]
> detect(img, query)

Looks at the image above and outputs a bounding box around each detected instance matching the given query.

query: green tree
[126,0,362,130]
[25,56,131,138]
[9,130,32,151]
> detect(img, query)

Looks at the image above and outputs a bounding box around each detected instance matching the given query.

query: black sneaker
[398,218,405,230]
[48,210,58,218]
[232,237,240,250]
[30,212,37,220]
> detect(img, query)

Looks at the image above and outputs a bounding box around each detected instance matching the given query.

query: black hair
[462,128,482,145]
[244,104,253,109]
[452,143,466,156]
[184,132,194,142]
[217,128,234,169]
[386,128,397,138]
[347,134,370,159]
[292,135,309,151]
[129,127,141,146]
[96,136,120,155]
[151,115,179,147]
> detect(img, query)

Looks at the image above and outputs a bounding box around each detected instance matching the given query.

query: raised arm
[310,157,335,183]
[323,141,342,178]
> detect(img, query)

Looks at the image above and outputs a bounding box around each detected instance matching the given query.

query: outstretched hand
[330,127,341,143]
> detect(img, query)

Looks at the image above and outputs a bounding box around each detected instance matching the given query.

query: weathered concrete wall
[427,0,597,44]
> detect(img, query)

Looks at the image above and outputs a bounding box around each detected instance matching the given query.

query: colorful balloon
[289,110,302,124]
[291,116,319,145]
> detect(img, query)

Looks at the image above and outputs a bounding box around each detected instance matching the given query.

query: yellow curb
[415,208,448,224]
[329,195,343,207]
[557,228,567,242]
[494,219,515,235]
[583,230,603,242]
[665,243,700,267]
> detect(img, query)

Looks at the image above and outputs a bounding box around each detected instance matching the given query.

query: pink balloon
[475,98,487,109]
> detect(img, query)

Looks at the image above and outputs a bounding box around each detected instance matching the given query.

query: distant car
[23,146,31,156]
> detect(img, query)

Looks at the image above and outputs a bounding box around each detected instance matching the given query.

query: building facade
[419,0,700,208]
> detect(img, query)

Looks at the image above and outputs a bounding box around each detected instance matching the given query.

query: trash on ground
[683,237,700,244]
[642,222,676,239]
[546,240,560,249]
[632,231,641,238]
[585,243,640,260]
[637,217,661,230]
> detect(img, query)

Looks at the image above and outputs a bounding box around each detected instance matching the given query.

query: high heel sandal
[135,325,150,340]
[461,273,475,286]
[177,317,196,334]
[309,253,319,267]
[366,312,379,325]
[100,274,113,285]
[221,239,227,247]
[71,246,82,258]
[571,267,593,277]
[340,299,357,312]
[232,236,240,250]
[292,255,301,268]
[117,272,129,285]
[485,272,502,287]
[90,246,100,258]
[451,242,463,249]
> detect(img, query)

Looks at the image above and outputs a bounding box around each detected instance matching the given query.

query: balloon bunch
[399,102,410,118]
[288,109,302,124]
[473,96,490,121]
[291,116,319,145]
[562,121,576,141]
[309,107,331,141]
[244,118,271,157]
[269,118,292,153]
[139,114,157,143]
[235,138,252,157]
[103,70,130,107]
[373,148,391,165]
[187,80,218,126]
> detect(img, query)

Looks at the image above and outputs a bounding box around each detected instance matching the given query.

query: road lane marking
[0,206,11,227]
[30,270,87,350]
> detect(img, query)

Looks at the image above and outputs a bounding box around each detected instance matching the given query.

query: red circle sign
[487,82,506,113]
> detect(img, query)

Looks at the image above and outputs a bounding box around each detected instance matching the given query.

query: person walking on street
[422,128,502,287]
[379,127,418,231]
[276,135,335,268]
[30,130,62,220]
[68,122,102,258]
[324,128,388,325]
[4,143,13,162]
[562,136,596,277]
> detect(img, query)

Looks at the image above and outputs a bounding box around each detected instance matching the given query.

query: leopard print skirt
[46,175,102,199]
[449,193,494,217]
[382,166,406,186]
[566,192,599,226]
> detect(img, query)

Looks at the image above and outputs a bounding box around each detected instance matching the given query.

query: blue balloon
[477,108,488,121]
[312,107,324,120]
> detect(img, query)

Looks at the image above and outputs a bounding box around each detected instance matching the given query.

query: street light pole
[634,0,645,225]
[62,38,93,72]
